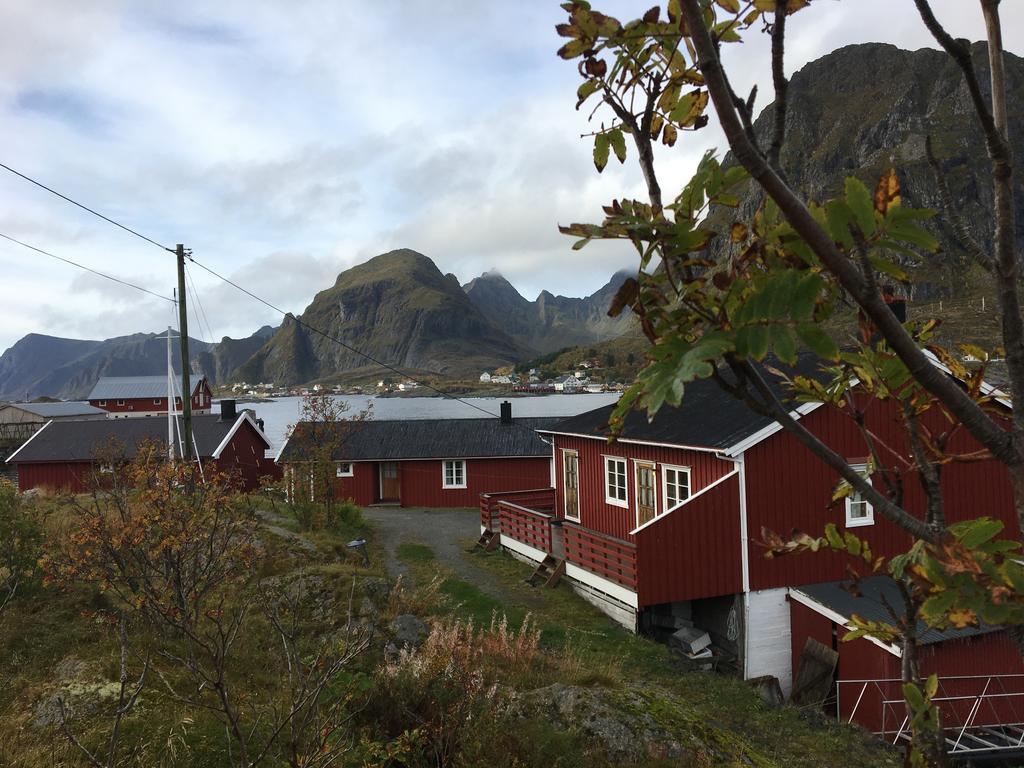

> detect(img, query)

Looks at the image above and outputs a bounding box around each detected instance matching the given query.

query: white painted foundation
[744,587,793,697]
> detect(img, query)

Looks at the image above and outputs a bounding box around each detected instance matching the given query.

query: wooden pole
[176,245,193,461]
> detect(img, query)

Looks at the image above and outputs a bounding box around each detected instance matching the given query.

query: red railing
[479,488,555,531]
[497,501,553,553]
[563,522,637,590]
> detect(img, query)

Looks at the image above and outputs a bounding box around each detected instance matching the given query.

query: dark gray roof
[542,354,823,450]
[7,413,267,463]
[278,417,561,462]
[794,576,996,646]
[87,376,206,400]
[2,401,107,418]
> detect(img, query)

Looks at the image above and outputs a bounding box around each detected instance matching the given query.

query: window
[154,398,162,405]
[98,400,107,406]
[335,462,353,477]
[99,463,114,474]
[604,456,628,507]
[845,464,874,527]
[116,400,125,406]
[662,465,691,511]
[443,460,466,489]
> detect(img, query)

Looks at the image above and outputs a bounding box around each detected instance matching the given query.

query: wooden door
[379,462,400,502]
[563,451,579,520]
[635,462,656,527]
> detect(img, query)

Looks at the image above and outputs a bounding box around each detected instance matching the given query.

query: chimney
[883,288,908,323]
[220,399,237,422]
[500,401,512,425]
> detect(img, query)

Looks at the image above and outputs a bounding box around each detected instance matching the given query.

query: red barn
[482,364,1022,727]
[87,375,213,417]
[6,410,275,492]
[277,403,557,508]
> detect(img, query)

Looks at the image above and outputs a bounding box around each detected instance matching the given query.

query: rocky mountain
[712,42,1023,288]
[0,326,275,401]
[233,249,533,385]
[462,269,635,354]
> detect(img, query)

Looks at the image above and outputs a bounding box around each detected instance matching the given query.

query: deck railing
[479,488,555,531]
[838,675,1024,755]
[497,501,553,553]
[563,522,637,590]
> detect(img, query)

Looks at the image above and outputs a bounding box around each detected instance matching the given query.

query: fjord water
[219,393,620,452]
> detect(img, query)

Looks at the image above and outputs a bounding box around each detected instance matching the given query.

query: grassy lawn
[396,539,899,768]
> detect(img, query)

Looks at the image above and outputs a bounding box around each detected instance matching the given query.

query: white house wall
[745,587,793,697]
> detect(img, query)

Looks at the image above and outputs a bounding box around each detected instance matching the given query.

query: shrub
[0,479,42,614]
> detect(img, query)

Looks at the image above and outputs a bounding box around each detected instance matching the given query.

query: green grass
[396,542,437,564]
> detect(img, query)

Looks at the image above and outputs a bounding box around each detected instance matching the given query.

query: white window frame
[603,455,628,508]
[562,449,580,521]
[661,464,692,513]
[116,400,125,406]
[98,463,114,474]
[442,459,467,489]
[154,398,162,405]
[335,462,353,478]
[845,464,875,528]
[98,400,107,406]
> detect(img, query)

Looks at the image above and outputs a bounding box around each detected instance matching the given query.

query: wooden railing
[497,501,553,554]
[563,522,637,590]
[479,488,555,531]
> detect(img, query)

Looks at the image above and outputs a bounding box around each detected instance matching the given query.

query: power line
[1,162,503,420]
[0,231,175,303]
[184,262,215,344]
[187,256,501,418]
[0,163,172,252]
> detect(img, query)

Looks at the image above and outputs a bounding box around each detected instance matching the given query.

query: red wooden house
[6,407,275,492]
[277,403,557,508]
[482,366,1022,740]
[87,375,213,417]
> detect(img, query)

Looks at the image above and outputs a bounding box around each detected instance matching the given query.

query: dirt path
[363,506,510,598]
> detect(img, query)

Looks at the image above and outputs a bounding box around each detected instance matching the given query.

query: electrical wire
[0,231,175,303]
[0,162,505,420]
[0,163,172,252]
[184,262,216,344]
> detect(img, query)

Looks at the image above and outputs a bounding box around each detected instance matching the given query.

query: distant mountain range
[0,250,632,398]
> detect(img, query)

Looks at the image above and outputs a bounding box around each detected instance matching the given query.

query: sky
[1,0,1021,353]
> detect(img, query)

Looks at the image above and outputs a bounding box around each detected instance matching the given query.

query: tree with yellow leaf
[557,1,1019,765]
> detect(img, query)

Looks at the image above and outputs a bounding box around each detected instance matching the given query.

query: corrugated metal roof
[278,417,560,462]
[6,413,262,463]
[87,376,205,400]
[2,401,107,418]
[794,576,996,646]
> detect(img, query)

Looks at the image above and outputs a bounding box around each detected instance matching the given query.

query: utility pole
[175,244,194,461]
[164,325,175,462]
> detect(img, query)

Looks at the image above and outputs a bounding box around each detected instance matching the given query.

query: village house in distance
[87,375,213,417]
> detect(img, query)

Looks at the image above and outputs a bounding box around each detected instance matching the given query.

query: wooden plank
[791,637,839,706]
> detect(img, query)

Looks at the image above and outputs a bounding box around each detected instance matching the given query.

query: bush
[0,479,42,613]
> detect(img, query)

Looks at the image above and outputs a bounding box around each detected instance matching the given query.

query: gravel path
[363,506,509,598]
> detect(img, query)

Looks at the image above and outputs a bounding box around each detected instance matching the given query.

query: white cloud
[0,0,1021,354]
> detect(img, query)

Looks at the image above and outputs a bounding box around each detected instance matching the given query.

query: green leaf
[796,324,839,360]
[825,523,844,550]
[772,325,798,365]
[867,252,910,282]
[920,589,957,624]
[888,220,940,252]
[844,177,876,236]
[903,682,925,711]
[958,517,1004,549]
[593,132,610,172]
[824,200,855,249]
[608,129,627,164]
[790,273,823,321]
[843,531,862,557]
[742,325,769,360]
[576,79,601,109]
[925,674,939,700]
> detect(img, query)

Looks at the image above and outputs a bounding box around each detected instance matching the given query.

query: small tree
[556,1,1019,764]
[288,393,371,528]
[0,478,41,615]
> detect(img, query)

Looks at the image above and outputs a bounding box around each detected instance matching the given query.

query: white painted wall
[745,588,793,697]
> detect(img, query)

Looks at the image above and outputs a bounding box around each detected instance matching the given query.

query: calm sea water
[217,393,620,452]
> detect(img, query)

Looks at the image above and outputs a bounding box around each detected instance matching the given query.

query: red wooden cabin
[6,410,276,492]
[277,403,557,509]
[87,375,213,417]
[482,365,1022,738]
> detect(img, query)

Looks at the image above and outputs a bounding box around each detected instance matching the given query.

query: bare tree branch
[767,1,789,170]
